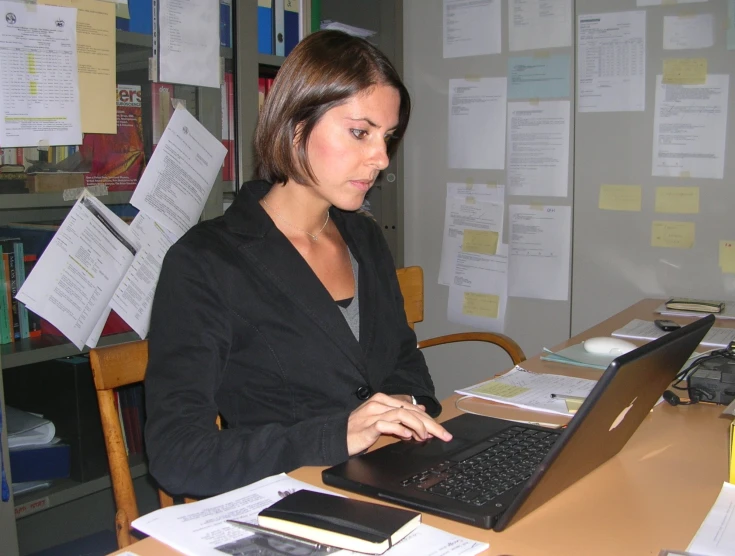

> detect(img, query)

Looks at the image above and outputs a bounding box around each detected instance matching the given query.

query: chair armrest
[115,508,133,549]
[418,332,526,365]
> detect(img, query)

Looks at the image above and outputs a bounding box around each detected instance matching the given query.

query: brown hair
[254,30,411,185]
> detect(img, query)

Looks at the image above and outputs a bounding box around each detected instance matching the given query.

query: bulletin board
[572,0,735,334]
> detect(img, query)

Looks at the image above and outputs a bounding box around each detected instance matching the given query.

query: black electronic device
[688,357,735,405]
[654,319,681,332]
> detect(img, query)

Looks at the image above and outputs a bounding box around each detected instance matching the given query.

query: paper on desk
[16,191,138,350]
[687,482,735,555]
[132,473,489,556]
[456,366,597,415]
[131,107,227,240]
[612,319,735,349]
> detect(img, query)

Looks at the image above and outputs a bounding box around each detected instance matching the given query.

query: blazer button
[355,386,372,400]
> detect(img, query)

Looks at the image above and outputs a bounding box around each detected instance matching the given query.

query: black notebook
[257,489,421,554]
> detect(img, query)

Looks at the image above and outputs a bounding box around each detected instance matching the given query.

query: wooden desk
[111,299,731,556]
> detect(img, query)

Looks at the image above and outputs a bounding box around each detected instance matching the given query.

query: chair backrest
[396,266,424,329]
[90,339,194,548]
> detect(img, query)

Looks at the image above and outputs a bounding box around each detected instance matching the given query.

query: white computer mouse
[582,337,638,356]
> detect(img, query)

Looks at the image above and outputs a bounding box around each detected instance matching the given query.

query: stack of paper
[655,302,735,321]
[612,319,735,348]
[455,366,597,416]
[5,406,55,448]
[687,482,735,555]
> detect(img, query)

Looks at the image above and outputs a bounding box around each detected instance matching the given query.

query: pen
[226,519,340,553]
[550,393,586,402]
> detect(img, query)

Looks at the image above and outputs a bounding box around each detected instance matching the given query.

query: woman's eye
[351,129,367,139]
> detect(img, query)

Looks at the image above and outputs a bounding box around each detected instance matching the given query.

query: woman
[144,30,451,498]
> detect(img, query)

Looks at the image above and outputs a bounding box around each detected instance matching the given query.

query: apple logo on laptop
[610,397,637,431]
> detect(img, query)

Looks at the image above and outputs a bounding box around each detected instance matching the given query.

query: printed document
[159,0,220,88]
[507,100,570,197]
[577,11,646,112]
[448,244,509,333]
[508,55,571,100]
[448,78,507,169]
[16,191,138,350]
[0,2,82,147]
[456,366,597,416]
[652,74,729,180]
[663,13,713,50]
[612,319,735,348]
[109,213,177,339]
[39,0,117,134]
[687,482,735,556]
[131,107,227,239]
[508,205,571,301]
[508,0,572,52]
[439,192,504,285]
[131,473,490,556]
[443,0,501,58]
[638,0,706,5]
[729,0,735,50]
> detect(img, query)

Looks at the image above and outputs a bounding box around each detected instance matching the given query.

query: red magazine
[81,85,145,192]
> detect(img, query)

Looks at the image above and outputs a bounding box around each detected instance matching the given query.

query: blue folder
[116,0,153,35]
[284,0,300,56]
[258,0,274,54]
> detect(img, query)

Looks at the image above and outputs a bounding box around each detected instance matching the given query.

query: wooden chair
[396,266,526,364]
[90,340,211,548]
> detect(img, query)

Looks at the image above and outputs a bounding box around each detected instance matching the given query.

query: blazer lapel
[225,183,368,378]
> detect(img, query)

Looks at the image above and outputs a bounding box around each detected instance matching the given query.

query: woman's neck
[261,181,331,237]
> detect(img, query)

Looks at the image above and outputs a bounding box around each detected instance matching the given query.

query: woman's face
[301,84,400,211]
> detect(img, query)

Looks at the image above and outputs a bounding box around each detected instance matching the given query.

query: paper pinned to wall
[443,0,501,58]
[507,100,570,197]
[651,221,696,249]
[720,241,735,274]
[158,0,220,88]
[508,0,572,52]
[599,185,642,212]
[663,14,714,50]
[577,10,646,112]
[508,55,571,99]
[729,0,735,50]
[439,191,504,285]
[637,0,707,5]
[652,74,729,180]
[663,58,707,85]
[0,2,83,147]
[508,205,572,301]
[655,186,700,214]
[448,77,507,169]
[448,244,509,332]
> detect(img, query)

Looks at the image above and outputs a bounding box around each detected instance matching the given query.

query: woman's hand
[346,392,453,456]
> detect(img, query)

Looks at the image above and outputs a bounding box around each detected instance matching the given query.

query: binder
[115,0,153,35]
[220,0,232,48]
[274,0,285,56]
[284,0,300,56]
[258,0,274,55]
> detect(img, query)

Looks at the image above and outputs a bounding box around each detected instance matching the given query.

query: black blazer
[144,181,440,497]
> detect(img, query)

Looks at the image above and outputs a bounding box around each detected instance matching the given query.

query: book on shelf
[80,84,146,192]
[116,0,152,34]
[284,0,300,56]
[151,82,175,151]
[0,246,11,345]
[258,0,274,54]
[220,0,232,48]
[258,489,422,554]
[221,72,235,184]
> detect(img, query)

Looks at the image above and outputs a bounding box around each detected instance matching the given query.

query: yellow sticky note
[471,381,528,398]
[462,292,500,319]
[599,185,642,212]
[651,221,695,249]
[723,263,735,275]
[720,241,735,270]
[462,230,499,255]
[655,187,700,214]
[663,58,707,85]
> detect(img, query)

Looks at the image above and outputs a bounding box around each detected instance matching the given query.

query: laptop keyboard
[400,426,561,506]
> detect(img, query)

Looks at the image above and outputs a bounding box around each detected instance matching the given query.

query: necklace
[261,197,330,242]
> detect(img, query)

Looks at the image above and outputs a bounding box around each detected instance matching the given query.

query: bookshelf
[0,1,404,553]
